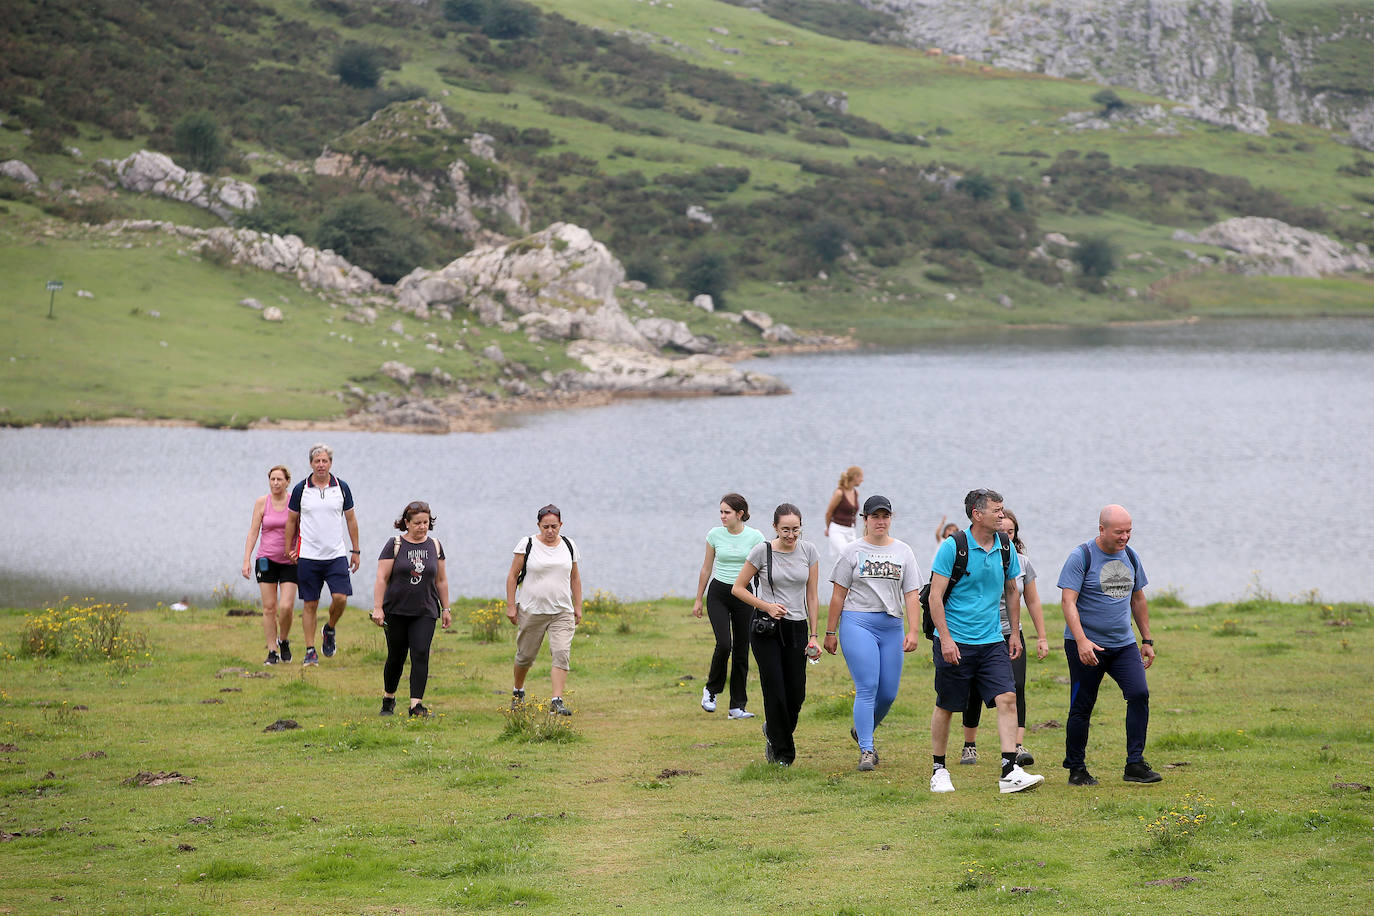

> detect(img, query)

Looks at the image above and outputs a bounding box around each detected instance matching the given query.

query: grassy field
[1,591,1370,914]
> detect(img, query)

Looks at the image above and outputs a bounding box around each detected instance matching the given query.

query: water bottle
[805,643,821,665]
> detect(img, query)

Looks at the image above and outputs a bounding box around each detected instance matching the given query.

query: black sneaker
[1123,761,1163,783]
[1068,767,1099,786]
[763,722,776,763]
[321,624,337,658]
[380,696,396,716]
[549,697,572,716]
[511,687,526,709]
[277,639,292,663]
[408,702,430,718]
[264,650,279,665]
[1015,744,1034,767]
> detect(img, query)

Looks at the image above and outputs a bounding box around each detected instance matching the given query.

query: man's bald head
[1097,505,1133,553]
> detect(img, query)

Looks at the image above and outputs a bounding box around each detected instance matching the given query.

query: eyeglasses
[777,526,801,535]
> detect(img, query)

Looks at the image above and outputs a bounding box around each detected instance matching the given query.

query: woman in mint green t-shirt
[692,493,765,717]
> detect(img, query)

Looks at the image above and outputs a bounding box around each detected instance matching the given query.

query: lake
[1,318,1370,610]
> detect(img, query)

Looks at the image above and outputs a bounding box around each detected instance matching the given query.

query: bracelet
[1142,638,1154,646]
[825,630,837,636]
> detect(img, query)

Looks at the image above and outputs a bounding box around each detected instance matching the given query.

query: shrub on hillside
[442,0,487,25]
[172,111,225,172]
[314,195,432,283]
[335,44,384,89]
[483,0,540,40]
[1073,235,1116,278]
[677,251,731,308]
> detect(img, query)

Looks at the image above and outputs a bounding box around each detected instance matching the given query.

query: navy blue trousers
[1063,640,1150,769]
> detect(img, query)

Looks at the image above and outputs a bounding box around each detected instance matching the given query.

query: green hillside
[3,0,1373,425]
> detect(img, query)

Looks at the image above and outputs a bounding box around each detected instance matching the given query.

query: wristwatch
[1141,638,1154,646]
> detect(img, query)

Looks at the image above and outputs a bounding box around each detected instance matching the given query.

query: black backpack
[516,535,575,586]
[919,530,1011,639]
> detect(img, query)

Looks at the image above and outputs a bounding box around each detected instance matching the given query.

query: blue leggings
[838,611,905,753]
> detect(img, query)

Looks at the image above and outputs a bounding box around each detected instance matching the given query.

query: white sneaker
[701,688,716,712]
[999,764,1045,794]
[727,707,755,719]
[930,767,955,793]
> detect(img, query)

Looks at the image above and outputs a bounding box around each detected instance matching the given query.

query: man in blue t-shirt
[1057,503,1160,786]
[926,488,1044,795]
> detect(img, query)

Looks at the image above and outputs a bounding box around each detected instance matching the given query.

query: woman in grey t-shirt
[822,495,923,772]
[731,503,819,767]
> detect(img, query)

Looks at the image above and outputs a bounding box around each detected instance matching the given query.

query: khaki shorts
[514,609,576,670]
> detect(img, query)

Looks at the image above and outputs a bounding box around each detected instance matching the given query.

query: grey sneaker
[302,647,319,667]
[960,745,978,765]
[511,687,526,709]
[549,697,572,716]
[1015,744,1034,767]
[857,750,877,772]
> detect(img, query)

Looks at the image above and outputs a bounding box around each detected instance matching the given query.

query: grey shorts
[514,609,576,670]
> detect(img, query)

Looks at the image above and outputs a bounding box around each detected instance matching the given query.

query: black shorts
[254,558,298,584]
[932,639,1016,712]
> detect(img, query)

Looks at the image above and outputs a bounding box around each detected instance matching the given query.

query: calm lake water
[2,319,1371,609]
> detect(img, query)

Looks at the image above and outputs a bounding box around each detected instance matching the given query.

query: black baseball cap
[862,495,893,515]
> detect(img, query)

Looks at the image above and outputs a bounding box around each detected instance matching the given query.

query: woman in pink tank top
[241,465,299,665]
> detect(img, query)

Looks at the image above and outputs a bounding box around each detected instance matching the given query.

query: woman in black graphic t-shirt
[370,501,451,717]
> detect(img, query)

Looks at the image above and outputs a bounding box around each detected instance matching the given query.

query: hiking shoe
[1015,744,1034,767]
[408,702,430,718]
[727,707,754,719]
[549,697,572,716]
[931,767,955,793]
[1068,767,1099,786]
[379,696,396,716]
[857,750,877,772]
[959,745,978,765]
[1124,761,1163,783]
[701,688,717,712]
[511,687,526,709]
[302,647,319,667]
[763,722,776,763]
[277,639,292,662]
[321,624,337,658]
[850,727,877,764]
[264,650,279,666]
[999,764,1045,794]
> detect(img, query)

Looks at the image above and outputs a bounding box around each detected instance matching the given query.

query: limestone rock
[239,297,263,310]
[762,323,800,344]
[686,205,714,224]
[105,150,258,219]
[395,222,649,349]
[566,341,788,396]
[741,310,774,332]
[381,360,415,385]
[1194,217,1374,278]
[261,306,284,322]
[482,344,506,363]
[692,294,715,312]
[75,289,94,299]
[0,159,39,185]
[635,317,713,353]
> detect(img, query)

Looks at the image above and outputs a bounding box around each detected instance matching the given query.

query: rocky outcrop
[314,100,529,239]
[1183,217,1373,278]
[862,0,1374,149]
[565,341,788,396]
[395,222,650,348]
[634,317,715,354]
[104,220,379,294]
[1,159,39,185]
[103,151,258,219]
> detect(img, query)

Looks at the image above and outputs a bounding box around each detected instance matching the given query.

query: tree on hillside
[1092,89,1127,117]
[802,218,850,266]
[335,45,383,89]
[483,0,540,40]
[443,0,487,24]
[676,250,731,308]
[1073,235,1116,289]
[955,172,997,202]
[315,196,430,284]
[172,112,225,173]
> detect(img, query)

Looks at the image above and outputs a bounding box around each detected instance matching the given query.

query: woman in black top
[370,501,451,717]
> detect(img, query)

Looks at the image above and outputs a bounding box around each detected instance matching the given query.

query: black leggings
[963,631,1028,730]
[751,618,809,765]
[383,613,437,699]
[705,578,752,709]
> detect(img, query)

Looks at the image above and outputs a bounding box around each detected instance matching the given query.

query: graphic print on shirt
[1098,558,1134,599]
[407,547,426,586]
[857,550,903,580]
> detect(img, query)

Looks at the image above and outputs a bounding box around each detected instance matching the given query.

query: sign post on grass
[46,280,63,319]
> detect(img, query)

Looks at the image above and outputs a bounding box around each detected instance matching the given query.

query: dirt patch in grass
[1145,876,1198,888]
[263,719,300,732]
[122,771,194,787]
[656,768,698,780]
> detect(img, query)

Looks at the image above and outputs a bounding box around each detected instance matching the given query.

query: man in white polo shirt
[284,443,360,666]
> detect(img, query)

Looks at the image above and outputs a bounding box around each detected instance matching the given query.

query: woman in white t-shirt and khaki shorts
[505,504,582,717]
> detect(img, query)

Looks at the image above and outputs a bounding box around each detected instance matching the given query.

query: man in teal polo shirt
[926,488,1044,795]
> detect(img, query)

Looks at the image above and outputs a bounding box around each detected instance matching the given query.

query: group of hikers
[243,449,1161,791]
